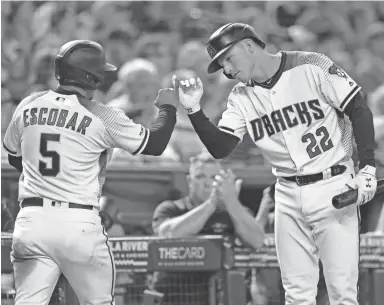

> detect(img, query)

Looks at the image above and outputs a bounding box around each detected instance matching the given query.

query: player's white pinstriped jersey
[3,90,149,206]
[218,51,359,176]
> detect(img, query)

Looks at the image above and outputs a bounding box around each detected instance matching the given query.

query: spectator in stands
[175,41,213,89]
[355,22,384,93]
[1,91,17,142]
[107,59,179,164]
[368,84,384,118]
[90,1,133,43]
[153,151,267,244]
[2,3,384,305]
[105,29,136,69]
[100,28,136,93]
[1,198,16,233]
[1,181,19,233]
[27,48,57,94]
[108,58,160,126]
[99,196,125,237]
[133,32,175,78]
[2,45,30,103]
[151,152,272,305]
[265,1,307,34]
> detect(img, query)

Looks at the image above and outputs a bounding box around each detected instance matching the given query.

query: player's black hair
[108,29,135,44]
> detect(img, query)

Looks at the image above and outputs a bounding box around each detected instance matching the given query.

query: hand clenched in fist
[154,87,179,109]
[172,75,204,114]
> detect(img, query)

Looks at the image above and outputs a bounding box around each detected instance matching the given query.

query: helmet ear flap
[58,66,101,90]
[85,72,102,87]
[54,56,63,80]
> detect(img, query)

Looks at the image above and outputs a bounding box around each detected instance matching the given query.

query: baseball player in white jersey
[172,23,378,305]
[3,40,179,305]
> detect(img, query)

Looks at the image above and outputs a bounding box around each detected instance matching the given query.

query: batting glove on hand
[154,88,179,109]
[346,165,377,206]
[172,75,203,114]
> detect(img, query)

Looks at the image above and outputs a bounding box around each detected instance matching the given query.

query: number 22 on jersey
[301,126,334,159]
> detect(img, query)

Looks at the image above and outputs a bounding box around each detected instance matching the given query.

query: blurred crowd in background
[2,1,384,167]
[2,0,384,231]
[2,2,384,304]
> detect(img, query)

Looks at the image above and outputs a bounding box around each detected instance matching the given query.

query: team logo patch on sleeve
[328,63,348,80]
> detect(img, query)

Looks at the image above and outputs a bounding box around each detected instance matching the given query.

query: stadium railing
[2,233,384,305]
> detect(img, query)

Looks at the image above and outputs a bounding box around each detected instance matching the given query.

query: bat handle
[332,190,358,209]
[332,178,384,209]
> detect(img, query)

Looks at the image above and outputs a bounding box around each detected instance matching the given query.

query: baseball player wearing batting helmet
[3,40,179,305]
[173,23,378,305]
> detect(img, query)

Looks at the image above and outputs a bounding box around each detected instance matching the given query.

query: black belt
[21,197,93,210]
[283,165,347,186]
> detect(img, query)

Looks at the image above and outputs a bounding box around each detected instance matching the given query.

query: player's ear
[242,39,254,54]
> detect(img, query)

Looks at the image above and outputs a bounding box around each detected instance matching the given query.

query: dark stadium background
[2,1,384,305]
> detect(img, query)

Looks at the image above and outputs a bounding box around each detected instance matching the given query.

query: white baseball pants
[11,204,115,305]
[275,170,360,305]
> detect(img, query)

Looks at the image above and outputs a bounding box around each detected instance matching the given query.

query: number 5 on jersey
[39,133,61,176]
[302,126,334,159]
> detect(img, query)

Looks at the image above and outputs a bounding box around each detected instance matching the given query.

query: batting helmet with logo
[54,40,117,90]
[207,23,265,78]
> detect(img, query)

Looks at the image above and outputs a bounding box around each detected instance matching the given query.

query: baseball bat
[332,178,384,209]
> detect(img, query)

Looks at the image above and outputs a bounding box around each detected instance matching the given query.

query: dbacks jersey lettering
[218,51,359,176]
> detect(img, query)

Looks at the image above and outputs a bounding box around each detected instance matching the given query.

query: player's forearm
[255,205,271,230]
[255,184,275,229]
[188,110,239,159]
[344,92,376,169]
[225,199,265,249]
[141,105,177,156]
[157,200,216,238]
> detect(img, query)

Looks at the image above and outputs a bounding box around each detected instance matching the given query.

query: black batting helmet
[54,40,117,90]
[207,23,265,78]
